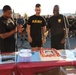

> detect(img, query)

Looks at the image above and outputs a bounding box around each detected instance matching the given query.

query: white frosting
[40,50,61,61]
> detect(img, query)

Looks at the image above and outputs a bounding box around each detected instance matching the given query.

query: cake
[40,48,61,61]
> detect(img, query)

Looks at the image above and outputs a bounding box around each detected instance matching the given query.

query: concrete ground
[17,36,76,50]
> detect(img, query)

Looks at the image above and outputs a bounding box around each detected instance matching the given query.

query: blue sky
[0,0,76,16]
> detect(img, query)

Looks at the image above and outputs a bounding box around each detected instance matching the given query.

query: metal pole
[63,16,71,49]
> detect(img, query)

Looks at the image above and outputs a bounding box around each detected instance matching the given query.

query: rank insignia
[58,19,61,23]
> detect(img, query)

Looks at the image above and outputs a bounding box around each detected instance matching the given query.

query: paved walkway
[17,36,76,50]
